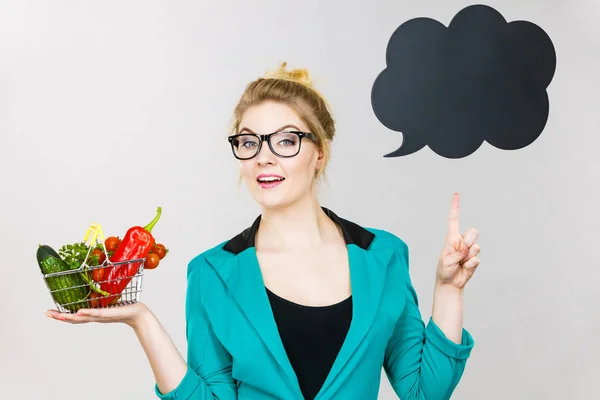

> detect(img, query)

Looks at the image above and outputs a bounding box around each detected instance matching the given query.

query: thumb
[443,240,468,265]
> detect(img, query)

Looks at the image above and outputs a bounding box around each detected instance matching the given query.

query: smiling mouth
[257,176,285,189]
[257,177,285,183]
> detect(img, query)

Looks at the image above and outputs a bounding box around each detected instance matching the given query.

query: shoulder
[190,240,230,262]
[186,240,231,277]
[365,226,409,256]
[329,206,410,265]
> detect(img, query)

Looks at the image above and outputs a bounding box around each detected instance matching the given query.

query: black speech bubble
[371,4,556,159]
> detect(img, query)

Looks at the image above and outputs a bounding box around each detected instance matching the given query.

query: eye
[242,141,257,149]
[276,132,298,147]
[278,139,295,146]
[238,136,258,149]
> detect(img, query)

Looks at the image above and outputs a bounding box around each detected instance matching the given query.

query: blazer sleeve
[155,257,238,399]
[383,236,475,400]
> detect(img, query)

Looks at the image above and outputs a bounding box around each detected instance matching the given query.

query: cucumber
[37,245,90,312]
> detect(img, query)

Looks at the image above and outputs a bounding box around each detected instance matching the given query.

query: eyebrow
[238,124,301,134]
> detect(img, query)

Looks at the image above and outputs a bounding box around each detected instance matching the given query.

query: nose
[255,140,276,165]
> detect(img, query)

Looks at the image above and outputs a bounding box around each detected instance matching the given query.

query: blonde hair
[229,62,335,187]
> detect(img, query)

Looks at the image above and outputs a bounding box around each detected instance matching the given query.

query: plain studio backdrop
[1,1,599,399]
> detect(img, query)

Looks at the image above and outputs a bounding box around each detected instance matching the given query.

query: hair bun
[262,61,313,87]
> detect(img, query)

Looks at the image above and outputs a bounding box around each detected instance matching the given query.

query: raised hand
[45,302,150,329]
[436,193,481,290]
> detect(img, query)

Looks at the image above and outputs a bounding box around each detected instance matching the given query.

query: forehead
[238,101,309,134]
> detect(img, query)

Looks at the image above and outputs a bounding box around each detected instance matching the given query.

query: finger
[46,310,70,321]
[47,311,92,324]
[464,243,481,260]
[76,308,103,317]
[76,306,131,323]
[47,308,101,321]
[445,237,469,255]
[443,241,469,265]
[462,256,480,269]
[447,192,460,237]
[462,228,479,248]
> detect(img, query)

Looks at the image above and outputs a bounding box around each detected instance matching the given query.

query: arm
[383,239,474,400]
[146,257,237,399]
[431,283,464,344]
[132,308,188,395]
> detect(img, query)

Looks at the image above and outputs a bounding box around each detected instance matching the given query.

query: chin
[247,180,308,210]
[254,194,288,209]
[250,187,294,210]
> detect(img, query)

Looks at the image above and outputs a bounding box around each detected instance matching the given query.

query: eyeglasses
[227,131,318,160]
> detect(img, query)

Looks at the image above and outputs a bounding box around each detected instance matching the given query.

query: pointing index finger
[447,192,460,236]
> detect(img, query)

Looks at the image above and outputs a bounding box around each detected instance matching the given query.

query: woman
[46,62,481,400]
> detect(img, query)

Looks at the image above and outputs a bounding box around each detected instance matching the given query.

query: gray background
[1,1,599,399]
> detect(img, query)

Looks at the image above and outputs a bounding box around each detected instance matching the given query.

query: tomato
[151,244,168,260]
[105,236,121,252]
[89,291,102,308]
[144,253,160,270]
[90,290,117,307]
[89,248,106,266]
[91,266,106,283]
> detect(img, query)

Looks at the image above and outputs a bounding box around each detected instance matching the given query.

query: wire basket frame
[42,258,145,313]
[41,224,145,313]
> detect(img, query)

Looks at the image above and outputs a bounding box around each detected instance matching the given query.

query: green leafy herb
[56,241,111,296]
[58,241,107,269]
[58,241,90,270]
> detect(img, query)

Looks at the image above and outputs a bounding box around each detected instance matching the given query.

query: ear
[314,147,325,170]
[316,138,330,167]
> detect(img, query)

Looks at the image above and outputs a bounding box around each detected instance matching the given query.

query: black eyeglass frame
[227,131,318,160]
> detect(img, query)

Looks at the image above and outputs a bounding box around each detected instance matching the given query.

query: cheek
[285,156,315,183]
[240,162,253,177]
[239,162,256,187]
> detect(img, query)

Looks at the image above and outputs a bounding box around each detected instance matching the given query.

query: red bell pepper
[98,207,162,307]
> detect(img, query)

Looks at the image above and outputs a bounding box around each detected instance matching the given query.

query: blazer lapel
[314,242,393,399]
[205,248,303,399]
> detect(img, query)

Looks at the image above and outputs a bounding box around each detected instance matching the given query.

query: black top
[266,287,352,400]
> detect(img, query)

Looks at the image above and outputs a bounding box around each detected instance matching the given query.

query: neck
[257,195,338,251]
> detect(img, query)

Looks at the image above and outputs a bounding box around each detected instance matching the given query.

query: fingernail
[45,313,53,318]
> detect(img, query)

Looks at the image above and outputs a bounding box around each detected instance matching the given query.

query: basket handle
[84,223,104,248]
[80,223,111,269]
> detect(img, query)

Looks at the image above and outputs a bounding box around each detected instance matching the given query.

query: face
[235,101,325,209]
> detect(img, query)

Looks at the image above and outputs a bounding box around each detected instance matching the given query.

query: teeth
[258,177,283,182]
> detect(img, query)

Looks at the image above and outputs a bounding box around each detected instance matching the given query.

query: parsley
[58,242,89,270]
[58,241,104,270]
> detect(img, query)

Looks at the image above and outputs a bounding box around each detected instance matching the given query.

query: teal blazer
[155,208,474,399]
